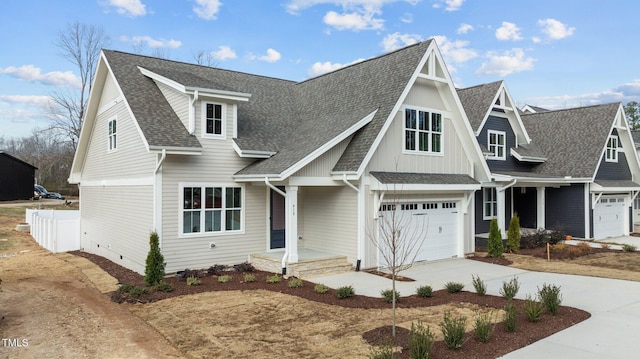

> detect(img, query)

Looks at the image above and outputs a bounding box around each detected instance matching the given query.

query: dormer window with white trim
[404,108,443,154]
[202,102,226,139]
[606,135,618,162]
[108,118,117,151]
[487,130,506,160]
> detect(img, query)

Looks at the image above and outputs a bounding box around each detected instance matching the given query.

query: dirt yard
[1,204,638,358]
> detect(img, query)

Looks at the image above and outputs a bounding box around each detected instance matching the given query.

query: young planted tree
[506,214,521,253]
[144,232,165,286]
[487,218,504,258]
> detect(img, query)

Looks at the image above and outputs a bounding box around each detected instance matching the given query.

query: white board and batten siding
[160,99,267,273]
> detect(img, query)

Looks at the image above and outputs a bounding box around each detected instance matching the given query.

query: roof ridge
[456,80,503,91]
[521,101,620,116]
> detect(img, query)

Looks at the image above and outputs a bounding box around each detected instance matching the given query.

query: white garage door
[379,201,459,263]
[593,197,626,239]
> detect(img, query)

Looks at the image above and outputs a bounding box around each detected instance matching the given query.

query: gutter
[264,178,288,274]
[189,90,198,135]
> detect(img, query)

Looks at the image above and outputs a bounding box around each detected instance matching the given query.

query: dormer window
[202,102,226,138]
[487,130,506,160]
[606,135,618,162]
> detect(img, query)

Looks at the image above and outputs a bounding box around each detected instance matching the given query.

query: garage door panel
[593,197,625,239]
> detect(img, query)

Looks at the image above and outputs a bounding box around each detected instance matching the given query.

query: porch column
[285,186,299,263]
[497,189,507,237]
[536,187,546,229]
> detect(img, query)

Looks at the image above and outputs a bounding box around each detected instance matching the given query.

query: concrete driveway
[311,258,640,359]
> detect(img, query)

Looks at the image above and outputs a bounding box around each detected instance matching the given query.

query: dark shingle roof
[521,103,620,178]
[370,171,479,185]
[511,142,547,161]
[456,81,502,131]
[631,130,640,146]
[594,180,640,188]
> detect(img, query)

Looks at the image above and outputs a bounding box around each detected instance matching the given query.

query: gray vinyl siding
[477,115,535,173]
[474,188,512,234]
[293,137,351,177]
[81,100,156,181]
[156,81,190,130]
[546,184,585,238]
[299,186,357,263]
[79,185,154,274]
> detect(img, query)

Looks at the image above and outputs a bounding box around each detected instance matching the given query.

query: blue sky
[2,0,640,138]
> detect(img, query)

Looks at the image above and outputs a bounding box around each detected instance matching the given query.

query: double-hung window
[483,188,497,219]
[202,102,225,138]
[606,135,618,162]
[487,130,506,160]
[108,118,117,151]
[404,108,443,154]
[181,184,242,235]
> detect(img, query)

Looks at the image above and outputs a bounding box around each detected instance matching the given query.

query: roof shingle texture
[370,171,479,185]
[456,81,502,132]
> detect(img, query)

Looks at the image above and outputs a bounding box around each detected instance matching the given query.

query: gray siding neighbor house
[458,81,640,240]
[69,40,491,275]
[0,151,37,201]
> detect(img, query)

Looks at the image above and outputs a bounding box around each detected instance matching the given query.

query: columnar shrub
[144,231,165,286]
[471,275,486,296]
[538,283,562,315]
[381,289,400,303]
[499,276,520,300]
[336,285,355,299]
[440,311,467,349]
[487,218,504,258]
[503,300,517,332]
[506,214,521,253]
[416,285,433,298]
[524,294,544,322]
[474,312,494,343]
[408,320,434,359]
[444,281,464,293]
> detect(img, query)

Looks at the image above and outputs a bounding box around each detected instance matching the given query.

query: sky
[2,0,640,138]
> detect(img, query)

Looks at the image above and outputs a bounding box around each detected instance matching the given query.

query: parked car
[34,185,65,200]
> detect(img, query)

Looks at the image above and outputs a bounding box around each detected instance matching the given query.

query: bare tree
[367,189,427,337]
[192,50,219,67]
[49,21,110,150]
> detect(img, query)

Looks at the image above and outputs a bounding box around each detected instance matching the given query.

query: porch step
[249,253,354,279]
[293,262,354,279]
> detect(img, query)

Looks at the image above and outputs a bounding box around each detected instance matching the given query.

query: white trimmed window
[108,118,117,151]
[483,188,497,219]
[202,102,225,138]
[404,108,443,154]
[487,130,506,160]
[181,184,243,236]
[606,135,618,162]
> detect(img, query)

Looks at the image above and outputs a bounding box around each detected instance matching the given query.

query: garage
[593,196,626,239]
[379,201,460,263]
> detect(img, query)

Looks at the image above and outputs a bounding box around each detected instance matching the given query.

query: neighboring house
[458,81,640,239]
[0,151,37,201]
[631,129,640,224]
[69,40,491,275]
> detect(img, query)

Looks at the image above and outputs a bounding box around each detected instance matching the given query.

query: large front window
[404,108,442,154]
[182,184,242,235]
[606,135,618,162]
[483,188,497,219]
[488,130,506,160]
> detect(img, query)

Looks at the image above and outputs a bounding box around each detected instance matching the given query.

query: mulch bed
[70,250,590,358]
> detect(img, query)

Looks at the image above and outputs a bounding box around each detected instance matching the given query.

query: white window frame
[403,107,443,155]
[483,188,497,220]
[201,102,226,139]
[606,135,618,162]
[487,130,506,160]
[179,182,244,238]
[108,117,117,152]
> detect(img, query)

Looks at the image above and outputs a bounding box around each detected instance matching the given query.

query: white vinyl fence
[26,209,80,253]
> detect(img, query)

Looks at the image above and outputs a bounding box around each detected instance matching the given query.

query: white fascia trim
[510,148,547,163]
[277,109,378,180]
[330,171,359,181]
[232,141,276,158]
[492,173,592,184]
[79,177,155,187]
[148,146,202,155]
[288,177,343,186]
[369,182,480,192]
[233,174,282,182]
[590,184,640,192]
[96,95,124,116]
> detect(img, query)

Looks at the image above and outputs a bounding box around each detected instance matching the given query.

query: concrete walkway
[310,258,640,359]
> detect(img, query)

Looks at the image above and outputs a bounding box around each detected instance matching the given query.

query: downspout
[265,178,288,274]
[342,174,362,271]
[154,149,167,247]
[189,90,199,135]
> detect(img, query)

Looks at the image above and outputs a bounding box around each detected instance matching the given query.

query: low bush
[547,224,566,245]
[336,285,355,299]
[524,294,544,322]
[471,275,486,296]
[575,241,592,252]
[440,311,467,349]
[623,244,637,252]
[408,320,434,359]
[551,243,567,252]
[233,262,255,272]
[178,268,201,281]
[218,274,232,283]
[499,276,520,300]
[243,273,255,283]
[314,283,329,294]
[474,312,494,343]
[266,274,282,283]
[444,281,464,293]
[207,264,226,276]
[416,285,433,298]
[118,283,149,298]
[186,276,201,286]
[369,338,394,359]
[503,300,517,332]
[520,227,566,248]
[538,283,562,315]
[380,289,400,303]
[154,281,173,293]
[288,277,303,288]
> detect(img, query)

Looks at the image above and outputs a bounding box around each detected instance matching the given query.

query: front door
[270,188,285,249]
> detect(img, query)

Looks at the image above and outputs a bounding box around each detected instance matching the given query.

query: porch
[249,249,353,279]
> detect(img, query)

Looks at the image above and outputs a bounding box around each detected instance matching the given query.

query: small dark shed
[0,151,37,201]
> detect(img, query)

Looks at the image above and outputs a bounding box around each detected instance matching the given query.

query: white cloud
[495,21,522,41]
[538,18,575,40]
[432,0,465,12]
[476,48,535,76]
[381,32,423,52]
[457,23,473,34]
[400,12,413,24]
[193,0,222,20]
[121,35,182,48]
[0,95,52,106]
[307,58,365,77]
[0,65,81,88]
[103,0,147,17]
[210,45,236,60]
[258,48,282,63]
[323,9,384,31]
[432,36,478,73]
